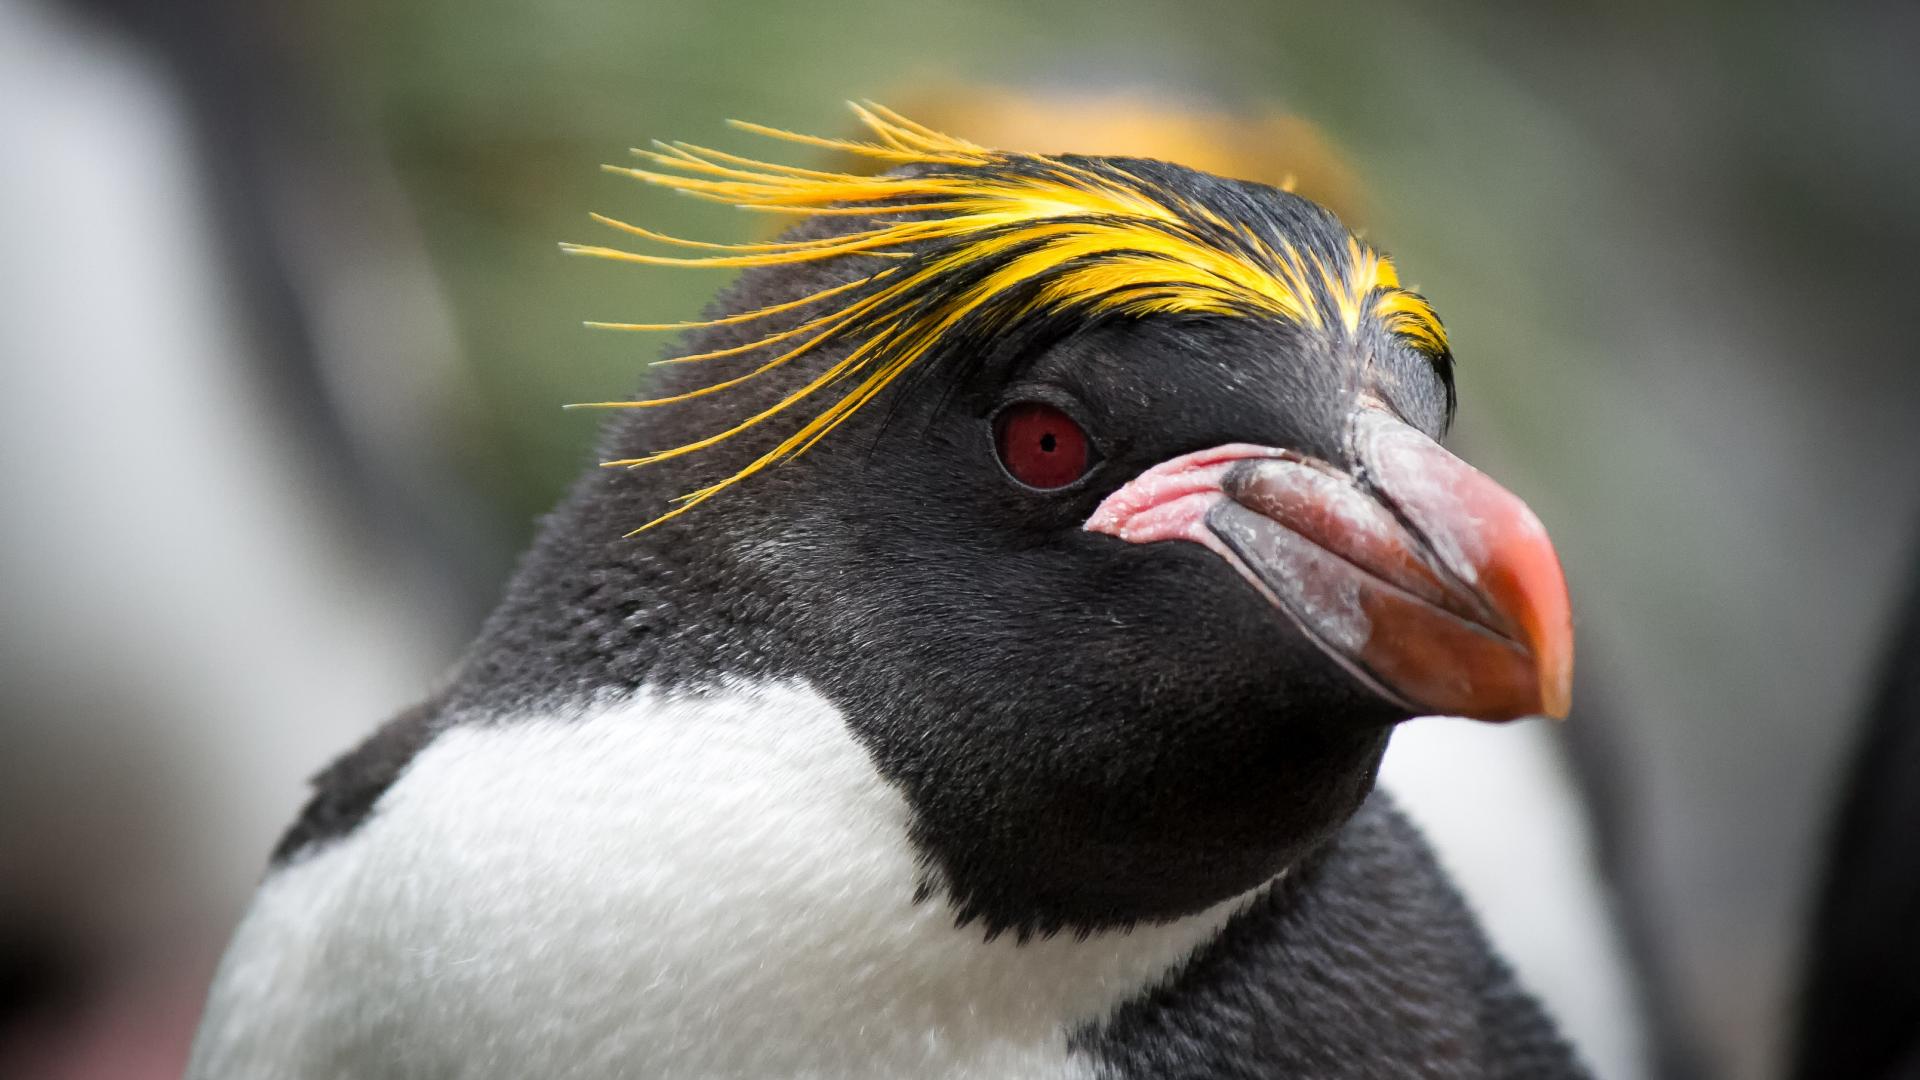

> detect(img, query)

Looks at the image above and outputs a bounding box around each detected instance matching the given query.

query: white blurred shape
[0,0,451,941]
[1382,717,1648,1080]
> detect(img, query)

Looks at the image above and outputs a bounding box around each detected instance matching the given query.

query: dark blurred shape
[1792,528,1920,1080]
[0,930,206,1080]
[60,0,509,606]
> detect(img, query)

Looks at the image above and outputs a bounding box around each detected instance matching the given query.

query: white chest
[189,682,1243,1080]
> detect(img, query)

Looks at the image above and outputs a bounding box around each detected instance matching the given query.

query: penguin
[1792,544,1920,1080]
[186,104,1588,1079]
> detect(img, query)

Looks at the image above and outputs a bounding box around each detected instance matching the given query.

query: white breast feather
[186,681,1247,1080]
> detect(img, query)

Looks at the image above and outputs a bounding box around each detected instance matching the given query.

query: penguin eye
[993,402,1094,490]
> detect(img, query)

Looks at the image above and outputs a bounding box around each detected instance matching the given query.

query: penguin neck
[446,465,800,716]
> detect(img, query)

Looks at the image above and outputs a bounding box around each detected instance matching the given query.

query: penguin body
[193,689,1568,1080]
[189,110,1588,1079]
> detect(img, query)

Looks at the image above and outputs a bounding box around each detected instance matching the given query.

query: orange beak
[1087,407,1574,722]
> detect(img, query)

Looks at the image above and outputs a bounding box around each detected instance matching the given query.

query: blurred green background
[4,1,1917,1077]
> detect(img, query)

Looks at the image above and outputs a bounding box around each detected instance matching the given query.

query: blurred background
[3,0,1916,1077]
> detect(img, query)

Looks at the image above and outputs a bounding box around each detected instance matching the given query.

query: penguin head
[561,107,1573,936]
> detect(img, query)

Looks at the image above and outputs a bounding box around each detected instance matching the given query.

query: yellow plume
[565,102,1448,532]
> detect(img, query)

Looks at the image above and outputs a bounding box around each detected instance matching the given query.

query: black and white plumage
[188,108,1588,1079]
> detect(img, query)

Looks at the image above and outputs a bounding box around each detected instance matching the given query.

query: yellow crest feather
[565,102,1449,532]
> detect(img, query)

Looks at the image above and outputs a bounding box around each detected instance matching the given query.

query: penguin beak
[1085,406,1573,722]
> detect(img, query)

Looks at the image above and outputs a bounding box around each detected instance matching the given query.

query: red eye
[993,402,1093,489]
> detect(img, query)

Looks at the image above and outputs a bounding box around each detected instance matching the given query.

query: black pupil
[1039,432,1057,453]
